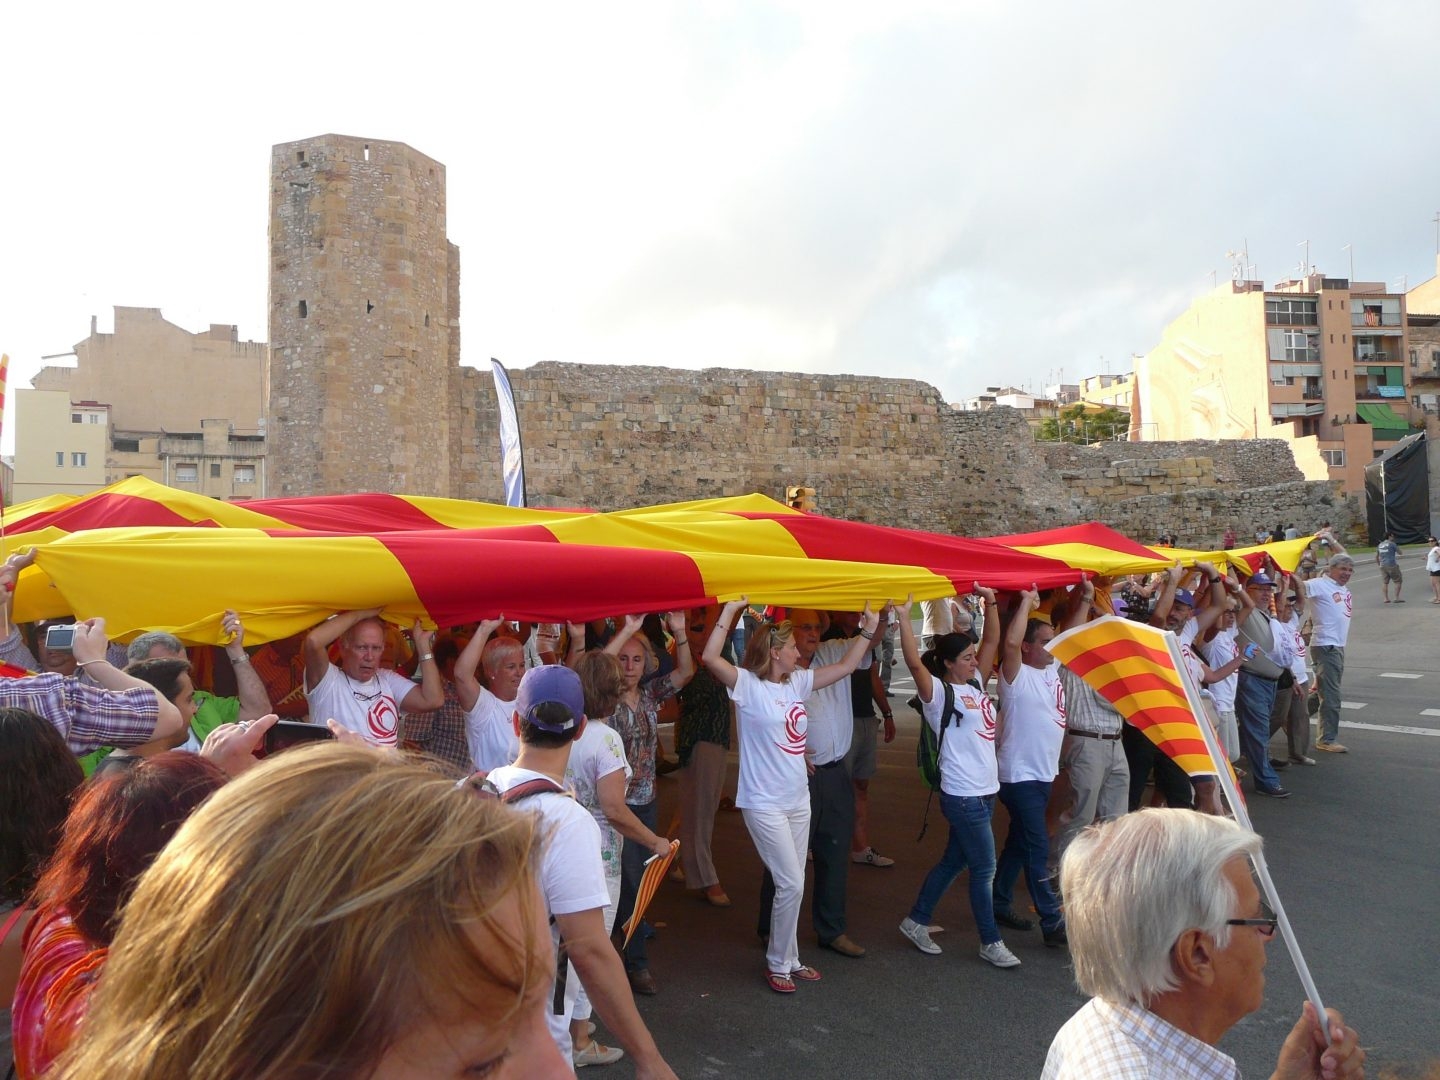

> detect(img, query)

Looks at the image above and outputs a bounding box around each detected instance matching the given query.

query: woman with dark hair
[11,750,227,1078]
[1,709,85,1075]
[894,587,1020,968]
[702,598,879,994]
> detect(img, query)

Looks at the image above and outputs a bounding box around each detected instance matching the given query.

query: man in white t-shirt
[1268,581,1315,766]
[920,597,960,650]
[992,588,1067,945]
[303,609,442,746]
[1306,529,1353,753]
[486,666,677,1080]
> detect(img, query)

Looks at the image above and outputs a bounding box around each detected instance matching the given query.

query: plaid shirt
[0,673,161,755]
[400,680,471,772]
[1059,665,1124,736]
[1042,997,1240,1080]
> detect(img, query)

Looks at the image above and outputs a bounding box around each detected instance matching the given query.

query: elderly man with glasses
[1043,808,1365,1079]
[303,608,443,746]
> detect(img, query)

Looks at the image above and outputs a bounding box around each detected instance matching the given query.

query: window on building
[235,464,256,484]
[1413,349,1420,366]
[1265,298,1318,326]
[113,437,140,453]
[1284,330,1314,362]
[55,452,64,468]
[209,463,221,478]
[89,413,102,424]
[71,413,82,424]
[72,452,87,467]
[298,300,308,319]
[176,463,198,483]
[1321,449,1346,468]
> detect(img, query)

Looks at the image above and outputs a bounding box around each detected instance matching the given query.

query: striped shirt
[0,673,161,755]
[1058,666,1123,736]
[1042,997,1240,1079]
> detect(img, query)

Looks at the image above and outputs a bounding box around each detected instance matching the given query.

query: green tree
[1037,404,1130,444]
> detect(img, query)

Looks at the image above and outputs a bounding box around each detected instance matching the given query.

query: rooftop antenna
[1433,211,1440,255]
[1342,243,1353,282]
[1297,239,1310,278]
[1393,275,1408,294]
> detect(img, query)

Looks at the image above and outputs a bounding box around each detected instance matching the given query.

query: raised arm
[1318,526,1348,557]
[1284,571,1305,617]
[663,610,695,691]
[974,585,1001,680]
[1191,562,1228,638]
[564,619,588,670]
[303,608,380,692]
[810,605,880,690]
[453,617,504,712]
[1061,579,1095,632]
[73,618,183,741]
[701,600,746,690]
[1001,587,1039,684]
[1148,563,1184,628]
[896,594,934,703]
[397,621,442,713]
[603,614,644,657]
[220,610,273,723]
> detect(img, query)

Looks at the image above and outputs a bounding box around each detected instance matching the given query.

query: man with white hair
[1043,808,1365,1079]
[1306,529,1354,754]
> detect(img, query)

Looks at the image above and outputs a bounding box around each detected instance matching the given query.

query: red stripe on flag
[246,494,447,532]
[1092,671,1186,700]
[8,493,198,535]
[373,534,712,625]
[1060,635,1174,677]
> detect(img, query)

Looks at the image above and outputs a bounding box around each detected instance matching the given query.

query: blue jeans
[907,793,999,944]
[1235,672,1280,790]
[616,799,657,971]
[993,780,1064,932]
[1313,645,1345,743]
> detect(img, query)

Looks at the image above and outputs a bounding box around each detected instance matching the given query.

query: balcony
[157,436,267,457]
[1352,311,1402,328]
[1271,402,1325,418]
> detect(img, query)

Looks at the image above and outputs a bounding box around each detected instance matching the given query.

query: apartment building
[1138,273,1414,493]
[12,307,267,502]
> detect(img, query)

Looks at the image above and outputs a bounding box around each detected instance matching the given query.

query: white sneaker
[900,917,941,955]
[979,940,1022,968]
[852,847,896,868]
[574,1040,625,1067]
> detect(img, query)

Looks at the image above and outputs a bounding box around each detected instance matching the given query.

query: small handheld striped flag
[1047,614,1216,776]
[622,839,680,948]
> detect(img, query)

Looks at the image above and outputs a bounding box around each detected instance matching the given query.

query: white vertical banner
[490,358,526,508]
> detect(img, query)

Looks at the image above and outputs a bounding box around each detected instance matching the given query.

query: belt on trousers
[1067,729,1122,741]
[816,758,846,770]
[1240,670,1280,682]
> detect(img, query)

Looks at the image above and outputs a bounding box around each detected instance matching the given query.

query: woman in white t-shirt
[1427,537,1440,603]
[702,598,880,994]
[894,587,1022,969]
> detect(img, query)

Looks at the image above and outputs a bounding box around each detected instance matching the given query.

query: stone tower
[267,134,458,495]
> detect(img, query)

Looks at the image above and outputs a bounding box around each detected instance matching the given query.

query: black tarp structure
[1364,431,1429,544]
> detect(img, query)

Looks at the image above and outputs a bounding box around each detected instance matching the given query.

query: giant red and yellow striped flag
[1046,615,1217,777]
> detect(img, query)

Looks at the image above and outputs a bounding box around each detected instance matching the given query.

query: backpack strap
[938,680,957,744]
[456,771,568,804]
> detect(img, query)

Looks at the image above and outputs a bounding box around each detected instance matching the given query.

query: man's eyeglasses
[1226,901,1278,939]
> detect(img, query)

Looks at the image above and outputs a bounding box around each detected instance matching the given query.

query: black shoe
[1254,785,1292,799]
[1269,758,1290,770]
[1043,925,1068,948]
[993,907,1035,931]
[627,968,658,995]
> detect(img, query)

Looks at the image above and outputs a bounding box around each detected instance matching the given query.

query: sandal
[790,965,822,982]
[766,971,796,994]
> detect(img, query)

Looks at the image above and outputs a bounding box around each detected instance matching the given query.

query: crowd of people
[0,523,1372,1078]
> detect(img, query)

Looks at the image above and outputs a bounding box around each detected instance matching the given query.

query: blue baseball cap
[1246,571,1276,588]
[515,665,586,733]
[1173,588,1196,608]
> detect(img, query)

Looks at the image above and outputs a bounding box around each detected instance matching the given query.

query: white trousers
[743,805,811,974]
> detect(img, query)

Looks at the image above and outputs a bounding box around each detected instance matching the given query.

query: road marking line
[1339,701,1367,710]
[1422,709,1440,718]
[1342,721,1440,738]
[1379,672,1424,679]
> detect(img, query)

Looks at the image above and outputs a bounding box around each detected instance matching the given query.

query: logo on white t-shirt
[960,690,998,742]
[1053,678,1067,727]
[367,696,399,741]
[777,702,808,755]
[1337,591,1352,617]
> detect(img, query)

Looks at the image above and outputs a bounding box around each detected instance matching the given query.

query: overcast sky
[4,0,1440,453]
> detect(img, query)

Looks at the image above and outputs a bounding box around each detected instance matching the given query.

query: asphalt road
[598,556,1439,1079]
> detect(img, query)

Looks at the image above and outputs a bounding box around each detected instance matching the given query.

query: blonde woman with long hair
[48,744,569,1080]
[702,598,879,994]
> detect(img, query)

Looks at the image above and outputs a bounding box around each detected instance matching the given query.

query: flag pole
[1158,630,1331,1040]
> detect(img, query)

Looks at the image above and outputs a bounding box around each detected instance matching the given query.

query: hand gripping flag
[622,839,680,948]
